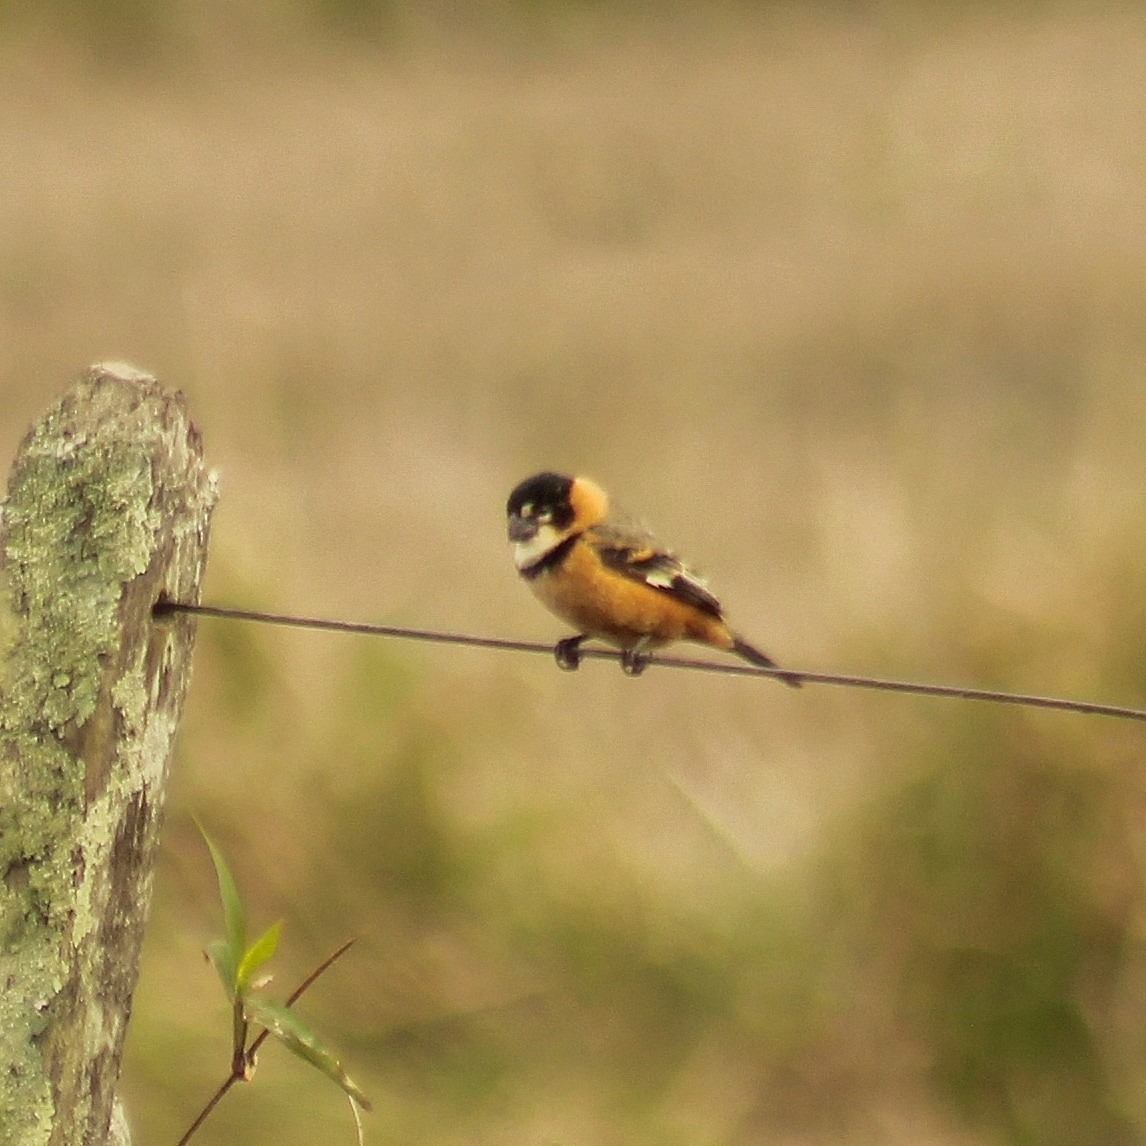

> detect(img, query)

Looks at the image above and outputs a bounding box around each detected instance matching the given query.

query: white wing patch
[644,568,678,590]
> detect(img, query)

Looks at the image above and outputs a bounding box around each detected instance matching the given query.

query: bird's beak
[507,514,537,543]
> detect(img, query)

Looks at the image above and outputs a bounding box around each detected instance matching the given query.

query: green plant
[176,823,371,1145]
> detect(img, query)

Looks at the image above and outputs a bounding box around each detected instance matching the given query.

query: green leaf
[237,919,283,995]
[347,1088,366,1146]
[197,820,246,999]
[245,997,372,1112]
[206,938,240,1002]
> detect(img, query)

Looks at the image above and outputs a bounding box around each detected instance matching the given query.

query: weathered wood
[0,364,216,1146]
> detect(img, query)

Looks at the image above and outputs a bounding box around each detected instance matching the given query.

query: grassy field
[4,3,1146,1142]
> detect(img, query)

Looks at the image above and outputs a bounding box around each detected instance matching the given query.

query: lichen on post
[0,364,216,1146]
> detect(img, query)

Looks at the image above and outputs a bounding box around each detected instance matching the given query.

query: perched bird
[506,471,801,684]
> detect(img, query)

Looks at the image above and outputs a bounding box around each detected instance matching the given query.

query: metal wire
[153,600,1146,723]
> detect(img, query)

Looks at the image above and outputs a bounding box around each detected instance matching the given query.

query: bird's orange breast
[528,538,733,651]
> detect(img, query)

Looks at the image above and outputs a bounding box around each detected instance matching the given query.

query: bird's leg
[621,637,652,677]
[555,635,587,671]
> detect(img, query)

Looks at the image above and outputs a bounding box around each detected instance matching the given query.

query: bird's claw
[555,636,585,671]
[555,637,649,675]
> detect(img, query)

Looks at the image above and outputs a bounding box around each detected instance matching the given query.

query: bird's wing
[589,521,724,619]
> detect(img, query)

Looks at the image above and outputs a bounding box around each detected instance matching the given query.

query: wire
[153,600,1146,724]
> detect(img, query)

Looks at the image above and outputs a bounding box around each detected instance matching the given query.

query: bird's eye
[520,502,534,517]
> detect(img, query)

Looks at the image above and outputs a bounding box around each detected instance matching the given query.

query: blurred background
[4,1,1146,1142]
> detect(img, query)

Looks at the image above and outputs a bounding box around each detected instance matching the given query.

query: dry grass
[4,4,1146,1142]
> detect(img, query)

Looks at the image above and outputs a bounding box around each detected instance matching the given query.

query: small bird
[506,472,801,684]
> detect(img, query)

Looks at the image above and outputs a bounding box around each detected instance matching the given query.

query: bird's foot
[620,647,650,677]
[555,636,586,671]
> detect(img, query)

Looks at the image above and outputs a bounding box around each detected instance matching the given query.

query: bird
[506,471,801,684]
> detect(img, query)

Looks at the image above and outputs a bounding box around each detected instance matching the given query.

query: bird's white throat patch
[514,524,565,571]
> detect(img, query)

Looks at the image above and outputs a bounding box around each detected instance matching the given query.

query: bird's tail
[731,635,803,688]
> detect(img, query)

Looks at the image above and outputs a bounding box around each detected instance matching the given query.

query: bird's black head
[506,472,576,541]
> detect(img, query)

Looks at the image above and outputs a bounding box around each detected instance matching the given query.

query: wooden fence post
[0,364,216,1145]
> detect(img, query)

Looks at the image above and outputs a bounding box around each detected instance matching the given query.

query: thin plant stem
[174,938,358,1146]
